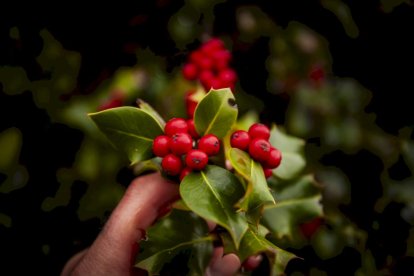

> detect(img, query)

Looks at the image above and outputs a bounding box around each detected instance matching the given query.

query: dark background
[1,1,414,274]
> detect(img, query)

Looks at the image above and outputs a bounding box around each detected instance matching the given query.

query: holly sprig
[88,38,323,275]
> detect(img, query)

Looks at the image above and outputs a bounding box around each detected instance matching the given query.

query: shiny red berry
[230,130,250,151]
[198,134,220,156]
[187,119,199,139]
[249,138,271,163]
[185,149,208,170]
[170,133,193,155]
[161,154,183,176]
[248,123,270,140]
[152,135,170,157]
[179,167,192,181]
[265,147,282,169]
[182,63,198,80]
[263,167,273,179]
[165,118,188,136]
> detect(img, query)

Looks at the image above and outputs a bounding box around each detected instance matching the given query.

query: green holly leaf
[136,209,213,274]
[220,227,296,275]
[89,107,164,164]
[269,125,306,179]
[194,88,238,138]
[262,175,323,240]
[180,165,248,248]
[0,127,22,171]
[0,127,28,193]
[228,148,275,226]
[136,99,166,128]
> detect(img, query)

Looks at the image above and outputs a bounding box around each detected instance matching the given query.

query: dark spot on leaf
[227,98,237,108]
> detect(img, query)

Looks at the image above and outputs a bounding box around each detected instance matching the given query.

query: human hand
[61,172,261,276]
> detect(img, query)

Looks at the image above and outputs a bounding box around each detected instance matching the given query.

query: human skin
[61,172,260,276]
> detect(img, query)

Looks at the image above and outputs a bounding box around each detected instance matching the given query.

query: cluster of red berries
[230,123,282,178]
[153,118,220,180]
[182,38,238,92]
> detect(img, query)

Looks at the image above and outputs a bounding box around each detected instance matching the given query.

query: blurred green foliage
[1,0,414,274]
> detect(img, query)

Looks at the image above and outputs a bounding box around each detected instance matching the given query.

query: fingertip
[206,220,217,232]
[221,253,241,273]
[242,254,263,271]
[207,247,241,276]
[61,248,88,276]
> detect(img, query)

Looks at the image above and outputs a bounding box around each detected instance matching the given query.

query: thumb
[70,172,179,275]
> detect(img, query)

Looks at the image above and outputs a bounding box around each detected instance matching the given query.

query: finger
[72,172,179,275]
[61,249,88,276]
[206,247,241,276]
[242,254,263,271]
[206,220,217,232]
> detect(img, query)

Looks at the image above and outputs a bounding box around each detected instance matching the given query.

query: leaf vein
[204,98,227,135]
[103,127,153,142]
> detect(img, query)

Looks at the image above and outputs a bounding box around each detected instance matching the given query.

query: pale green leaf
[194,88,238,138]
[228,148,275,225]
[262,195,323,240]
[89,107,164,164]
[180,165,248,248]
[269,125,306,179]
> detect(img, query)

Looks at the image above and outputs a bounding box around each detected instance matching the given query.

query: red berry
[213,50,231,70]
[309,64,325,83]
[185,149,208,170]
[161,154,183,176]
[249,138,271,163]
[219,68,237,85]
[182,63,198,80]
[165,118,188,136]
[248,123,270,140]
[198,134,220,156]
[198,57,214,71]
[170,133,193,155]
[187,102,197,118]
[200,70,214,90]
[213,49,231,63]
[152,135,171,157]
[263,167,273,179]
[300,217,323,239]
[265,148,282,169]
[210,78,224,89]
[230,130,250,151]
[187,119,200,139]
[189,50,204,64]
[185,91,198,118]
[98,98,123,111]
[201,38,225,56]
[179,167,192,181]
